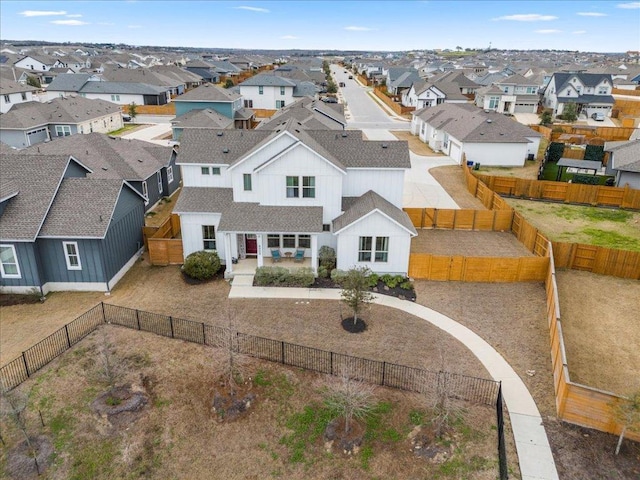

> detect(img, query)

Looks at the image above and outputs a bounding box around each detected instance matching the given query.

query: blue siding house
[0,153,146,294]
[24,133,181,212]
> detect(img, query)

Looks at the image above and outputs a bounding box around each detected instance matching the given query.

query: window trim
[358,236,372,262]
[243,173,252,191]
[55,125,71,137]
[302,176,315,198]
[3,94,10,103]
[0,245,21,278]
[211,167,221,175]
[280,86,285,95]
[142,180,149,205]
[202,225,216,250]
[167,166,174,183]
[282,234,296,249]
[375,236,389,263]
[298,235,311,249]
[157,171,163,194]
[63,241,82,270]
[267,234,280,248]
[201,166,210,175]
[258,86,264,95]
[286,176,299,198]
[276,100,285,109]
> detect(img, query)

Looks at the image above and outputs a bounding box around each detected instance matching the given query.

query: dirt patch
[4,435,54,479]
[390,130,444,156]
[476,160,541,180]
[0,293,42,307]
[411,230,534,257]
[429,165,486,209]
[555,270,640,395]
[144,187,181,228]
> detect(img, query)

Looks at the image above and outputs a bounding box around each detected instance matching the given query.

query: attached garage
[27,127,49,146]
[449,141,463,164]
[514,103,537,113]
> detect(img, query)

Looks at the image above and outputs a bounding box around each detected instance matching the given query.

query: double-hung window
[201,166,210,175]
[358,236,389,262]
[202,226,216,250]
[258,86,264,95]
[111,94,120,101]
[280,86,285,95]
[302,177,315,198]
[55,125,71,137]
[375,237,389,262]
[63,242,81,270]
[167,166,174,183]
[243,173,252,191]
[286,176,299,198]
[358,236,372,262]
[276,100,285,108]
[157,172,163,194]
[0,245,20,278]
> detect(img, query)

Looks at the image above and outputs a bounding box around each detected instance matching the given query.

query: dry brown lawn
[476,160,540,180]
[144,187,182,228]
[411,230,534,257]
[429,165,486,209]
[390,130,444,156]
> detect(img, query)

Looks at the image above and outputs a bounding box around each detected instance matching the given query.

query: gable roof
[332,190,417,235]
[239,73,296,87]
[608,139,640,172]
[172,109,234,130]
[79,81,167,95]
[173,82,240,102]
[497,74,538,86]
[257,98,346,130]
[23,133,172,181]
[552,72,613,91]
[0,154,90,241]
[0,78,36,95]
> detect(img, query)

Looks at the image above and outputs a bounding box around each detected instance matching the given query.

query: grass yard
[539,161,614,185]
[505,199,640,251]
[0,326,506,480]
[106,124,146,136]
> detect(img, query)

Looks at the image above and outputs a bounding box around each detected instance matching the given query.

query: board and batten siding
[0,130,32,149]
[239,85,294,110]
[100,186,145,283]
[180,212,223,260]
[76,93,145,106]
[174,101,233,118]
[162,154,182,196]
[181,165,231,188]
[336,212,412,275]
[63,160,90,178]
[342,169,405,207]
[463,142,530,167]
[257,144,343,223]
[0,242,42,290]
[37,238,106,285]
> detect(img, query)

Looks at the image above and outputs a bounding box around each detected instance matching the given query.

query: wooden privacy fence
[121,103,175,115]
[468,169,640,210]
[543,243,640,442]
[408,254,548,282]
[404,208,514,231]
[372,87,415,116]
[143,214,183,265]
[614,98,640,117]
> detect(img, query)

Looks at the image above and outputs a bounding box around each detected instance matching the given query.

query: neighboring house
[0,96,123,149]
[257,97,346,130]
[13,55,64,71]
[183,60,221,83]
[402,80,468,108]
[411,103,541,167]
[100,66,185,96]
[150,65,203,90]
[0,153,146,294]
[172,83,253,129]
[541,73,614,118]
[47,74,169,105]
[171,109,235,141]
[475,74,540,114]
[173,120,416,277]
[238,73,315,110]
[387,70,422,95]
[24,133,180,211]
[605,139,640,189]
[0,79,36,113]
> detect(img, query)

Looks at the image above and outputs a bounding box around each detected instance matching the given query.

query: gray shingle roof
[239,73,296,87]
[174,187,323,233]
[609,139,640,172]
[0,154,89,241]
[557,94,614,105]
[172,109,234,130]
[174,83,240,102]
[333,190,417,235]
[413,103,541,144]
[38,179,126,238]
[46,73,93,92]
[0,97,121,129]
[0,78,37,95]
[0,179,19,202]
[177,129,272,165]
[553,72,612,90]
[24,133,172,181]
[497,74,538,86]
[79,81,166,95]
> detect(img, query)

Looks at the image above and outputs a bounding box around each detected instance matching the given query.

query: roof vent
[341,132,348,137]
[217,131,223,136]
[381,143,388,149]
[86,149,89,154]
[223,148,229,153]
[486,119,492,123]
[480,132,484,135]
[102,166,108,170]
[138,159,143,162]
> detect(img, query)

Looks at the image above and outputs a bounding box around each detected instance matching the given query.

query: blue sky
[1,1,639,52]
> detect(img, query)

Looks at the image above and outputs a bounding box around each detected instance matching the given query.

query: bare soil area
[429,165,486,209]
[144,187,181,228]
[411,230,534,257]
[555,270,640,395]
[390,130,444,156]
[476,160,541,180]
[0,326,508,480]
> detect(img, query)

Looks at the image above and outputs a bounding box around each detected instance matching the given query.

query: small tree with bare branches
[0,383,41,474]
[611,389,640,455]
[323,366,375,435]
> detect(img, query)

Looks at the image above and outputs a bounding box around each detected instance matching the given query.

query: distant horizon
[1,1,639,53]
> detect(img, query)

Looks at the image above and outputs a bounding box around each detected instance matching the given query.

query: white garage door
[449,142,462,164]
[514,103,536,113]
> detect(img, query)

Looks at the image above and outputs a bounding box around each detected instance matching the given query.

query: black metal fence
[1,302,508,479]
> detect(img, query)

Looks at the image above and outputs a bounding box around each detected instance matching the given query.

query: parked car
[122,113,132,122]
[339,82,346,87]
[321,96,338,104]
[591,112,605,122]
[348,75,353,79]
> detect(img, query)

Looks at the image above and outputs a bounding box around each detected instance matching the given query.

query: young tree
[324,369,375,435]
[539,110,553,126]
[26,75,41,88]
[340,266,374,325]
[95,328,124,390]
[0,383,40,474]
[127,102,138,122]
[611,390,640,455]
[224,79,234,89]
[562,102,578,123]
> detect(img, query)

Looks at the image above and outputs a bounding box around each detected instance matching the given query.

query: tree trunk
[615,425,626,455]
[353,310,358,325]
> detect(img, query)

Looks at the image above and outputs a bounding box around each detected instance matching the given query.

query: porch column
[224,233,233,276]
[311,234,318,275]
[256,234,264,268]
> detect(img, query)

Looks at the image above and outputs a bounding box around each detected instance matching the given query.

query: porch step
[231,274,255,287]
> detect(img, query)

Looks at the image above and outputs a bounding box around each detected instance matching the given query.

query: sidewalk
[229,283,559,480]
[121,123,173,146]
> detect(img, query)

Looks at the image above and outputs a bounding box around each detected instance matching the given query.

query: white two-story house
[541,73,614,118]
[238,74,297,110]
[0,79,37,114]
[474,74,540,114]
[402,80,468,108]
[174,120,417,277]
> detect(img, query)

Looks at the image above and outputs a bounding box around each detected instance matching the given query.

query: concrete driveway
[122,123,174,146]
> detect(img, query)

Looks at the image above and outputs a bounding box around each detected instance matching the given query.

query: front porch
[230,256,315,277]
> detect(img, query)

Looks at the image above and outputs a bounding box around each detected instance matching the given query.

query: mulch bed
[310,278,417,302]
[0,294,43,307]
[341,317,367,333]
[181,269,226,285]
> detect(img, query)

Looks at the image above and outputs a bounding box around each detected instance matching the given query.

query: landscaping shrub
[288,268,315,287]
[317,265,329,279]
[318,246,337,271]
[584,145,604,163]
[254,266,289,286]
[367,273,379,288]
[400,280,414,291]
[572,174,601,185]
[182,251,221,280]
[330,269,348,286]
[547,142,565,163]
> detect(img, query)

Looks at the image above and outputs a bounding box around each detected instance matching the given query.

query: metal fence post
[101,302,106,322]
[281,341,285,364]
[202,322,206,345]
[381,361,386,386]
[64,325,71,348]
[136,310,141,330]
[169,316,174,338]
[22,352,30,377]
[330,351,333,375]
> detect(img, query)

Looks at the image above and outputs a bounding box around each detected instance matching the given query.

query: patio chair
[293,249,305,263]
[271,249,282,263]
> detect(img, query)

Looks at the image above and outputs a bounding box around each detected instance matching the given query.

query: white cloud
[281,35,298,40]
[493,14,558,21]
[577,12,607,16]
[617,2,640,8]
[573,30,587,34]
[51,19,89,26]
[535,29,562,34]
[235,6,269,13]
[66,14,83,18]
[19,10,67,17]
[344,26,374,31]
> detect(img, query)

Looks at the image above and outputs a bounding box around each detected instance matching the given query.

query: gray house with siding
[23,133,181,211]
[0,153,146,294]
[605,139,640,189]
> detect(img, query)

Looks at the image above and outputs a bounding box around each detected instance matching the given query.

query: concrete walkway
[122,123,173,146]
[228,284,559,480]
